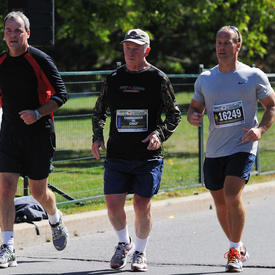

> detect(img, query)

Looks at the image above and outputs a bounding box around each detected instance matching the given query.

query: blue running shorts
[104,158,164,198]
[203,152,256,191]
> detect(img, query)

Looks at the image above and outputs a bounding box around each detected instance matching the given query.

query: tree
[54,0,275,72]
[1,0,274,72]
[0,2,8,52]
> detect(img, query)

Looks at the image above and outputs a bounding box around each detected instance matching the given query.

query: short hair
[4,11,30,31]
[216,25,242,44]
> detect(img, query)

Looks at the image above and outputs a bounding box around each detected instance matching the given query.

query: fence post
[23,176,29,196]
[198,64,204,184]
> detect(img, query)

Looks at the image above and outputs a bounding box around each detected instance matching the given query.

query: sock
[48,209,61,225]
[229,241,242,251]
[135,236,149,254]
[115,227,130,244]
[2,231,14,251]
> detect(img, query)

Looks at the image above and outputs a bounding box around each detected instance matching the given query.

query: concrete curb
[13,180,275,248]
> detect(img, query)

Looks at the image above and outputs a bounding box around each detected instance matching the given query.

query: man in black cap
[92,28,181,272]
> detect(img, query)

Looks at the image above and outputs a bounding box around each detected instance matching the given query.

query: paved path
[3,181,275,274]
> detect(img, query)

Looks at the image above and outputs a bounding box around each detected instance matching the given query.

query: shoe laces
[0,244,9,257]
[132,251,145,264]
[224,248,241,263]
[51,223,64,239]
[114,243,128,258]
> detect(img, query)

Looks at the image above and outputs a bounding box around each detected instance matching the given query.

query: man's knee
[133,195,151,215]
[0,175,18,199]
[0,185,16,200]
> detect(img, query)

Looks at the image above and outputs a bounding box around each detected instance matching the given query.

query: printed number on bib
[116,109,148,132]
[213,101,244,128]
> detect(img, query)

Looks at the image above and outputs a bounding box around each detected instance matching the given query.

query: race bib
[116,109,148,132]
[213,101,245,128]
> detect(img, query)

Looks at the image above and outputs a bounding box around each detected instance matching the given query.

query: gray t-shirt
[193,62,273,157]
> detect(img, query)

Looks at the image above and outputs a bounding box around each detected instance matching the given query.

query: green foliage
[55,0,275,72]
[0,2,8,54]
[0,1,274,71]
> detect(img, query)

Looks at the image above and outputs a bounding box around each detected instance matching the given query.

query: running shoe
[131,251,148,272]
[0,244,17,268]
[240,243,249,262]
[225,248,243,272]
[110,238,135,270]
[50,210,69,251]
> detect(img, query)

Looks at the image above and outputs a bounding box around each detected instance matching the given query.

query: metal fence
[21,66,275,205]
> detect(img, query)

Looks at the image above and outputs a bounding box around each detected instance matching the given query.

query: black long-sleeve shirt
[92,64,181,160]
[0,46,67,134]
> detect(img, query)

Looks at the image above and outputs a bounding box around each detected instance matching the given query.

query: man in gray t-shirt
[187,26,275,272]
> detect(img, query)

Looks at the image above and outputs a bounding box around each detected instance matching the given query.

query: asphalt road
[3,181,275,275]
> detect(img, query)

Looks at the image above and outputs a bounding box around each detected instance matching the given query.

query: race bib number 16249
[213,101,245,128]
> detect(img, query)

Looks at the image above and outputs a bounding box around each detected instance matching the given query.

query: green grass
[17,93,275,214]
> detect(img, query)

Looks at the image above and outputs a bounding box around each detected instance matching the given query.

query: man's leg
[131,194,151,272]
[28,178,56,215]
[29,178,68,251]
[0,173,19,268]
[133,194,152,240]
[0,173,19,232]
[223,175,245,243]
[210,176,245,243]
[130,159,162,272]
[217,175,246,272]
[105,193,127,231]
[106,193,135,270]
[210,189,231,240]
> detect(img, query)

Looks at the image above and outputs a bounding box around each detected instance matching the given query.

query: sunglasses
[229,26,241,42]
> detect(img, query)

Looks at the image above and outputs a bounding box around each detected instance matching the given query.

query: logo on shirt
[237,78,248,85]
[120,86,145,93]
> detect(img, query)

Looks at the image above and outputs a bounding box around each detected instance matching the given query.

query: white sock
[229,241,242,251]
[2,231,14,251]
[115,227,130,244]
[135,236,149,254]
[48,209,61,225]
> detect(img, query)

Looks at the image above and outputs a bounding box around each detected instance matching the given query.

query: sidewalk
[14,180,275,249]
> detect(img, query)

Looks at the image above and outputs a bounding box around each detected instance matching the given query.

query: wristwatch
[34,109,41,120]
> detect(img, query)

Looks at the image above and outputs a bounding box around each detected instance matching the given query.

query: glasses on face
[229,26,241,42]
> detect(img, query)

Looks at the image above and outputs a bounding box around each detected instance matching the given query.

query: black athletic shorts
[0,128,56,180]
[203,152,256,191]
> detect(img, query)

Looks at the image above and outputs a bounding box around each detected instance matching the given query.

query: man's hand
[91,140,106,160]
[242,127,263,143]
[188,111,204,127]
[19,110,38,125]
[142,132,161,150]
[187,99,205,127]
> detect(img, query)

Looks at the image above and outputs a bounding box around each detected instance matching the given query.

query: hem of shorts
[205,151,256,158]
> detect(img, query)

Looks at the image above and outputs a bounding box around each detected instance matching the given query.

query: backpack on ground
[14,195,48,235]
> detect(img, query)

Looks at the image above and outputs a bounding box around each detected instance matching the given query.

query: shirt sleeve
[154,75,182,142]
[42,54,68,106]
[92,80,108,142]
[193,75,205,103]
[255,68,274,100]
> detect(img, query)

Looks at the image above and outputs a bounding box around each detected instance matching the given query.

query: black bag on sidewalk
[14,195,48,235]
